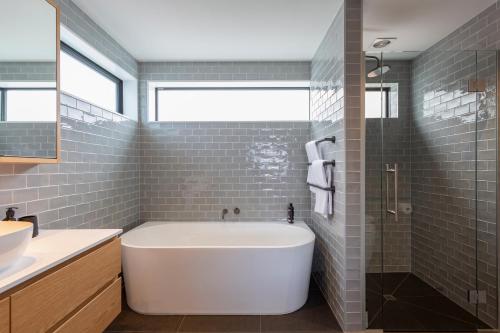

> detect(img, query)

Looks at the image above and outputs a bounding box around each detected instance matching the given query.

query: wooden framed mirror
[0,0,60,164]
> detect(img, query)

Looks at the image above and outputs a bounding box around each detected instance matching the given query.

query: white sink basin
[0,222,33,271]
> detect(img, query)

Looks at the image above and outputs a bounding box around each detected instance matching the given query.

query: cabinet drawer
[55,278,121,333]
[11,238,121,333]
[0,298,8,333]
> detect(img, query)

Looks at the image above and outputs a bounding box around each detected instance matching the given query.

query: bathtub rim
[121,221,315,250]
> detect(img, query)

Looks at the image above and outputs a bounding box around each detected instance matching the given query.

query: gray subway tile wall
[309,1,364,330]
[407,1,500,326]
[412,49,497,326]
[0,94,140,230]
[138,61,312,223]
[343,1,363,329]
[309,4,346,327]
[140,121,311,222]
[0,0,140,229]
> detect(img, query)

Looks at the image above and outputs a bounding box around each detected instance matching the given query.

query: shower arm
[365,55,381,68]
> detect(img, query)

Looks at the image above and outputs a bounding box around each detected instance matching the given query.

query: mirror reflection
[0,0,58,159]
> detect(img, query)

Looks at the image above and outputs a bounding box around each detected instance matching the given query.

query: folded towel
[307,160,334,217]
[305,140,321,162]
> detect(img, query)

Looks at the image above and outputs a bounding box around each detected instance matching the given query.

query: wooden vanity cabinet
[0,297,8,333]
[0,237,121,333]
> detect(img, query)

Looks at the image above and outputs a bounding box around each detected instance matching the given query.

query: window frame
[0,87,57,121]
[365,87,390,118]
[61,42,123,114]
[154,86,310,122]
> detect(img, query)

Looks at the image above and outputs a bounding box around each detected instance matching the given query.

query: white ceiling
[0,0,56,61]
[72,0,497,62]
[72,0,342,62]
[364,0,496,55]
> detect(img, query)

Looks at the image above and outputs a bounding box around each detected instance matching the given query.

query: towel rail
[307,183,336,193]
[307,160,335,166]
[315,136,336,145]
[307,159,335,192]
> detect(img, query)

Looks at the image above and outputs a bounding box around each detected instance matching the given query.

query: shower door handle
[385,163,398,221]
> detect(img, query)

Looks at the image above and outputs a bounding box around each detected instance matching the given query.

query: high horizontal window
[1,89,56,121]
[152,83,310,121]
[365,84,399,119]
[365,88,389,118]
[61,43,123,113]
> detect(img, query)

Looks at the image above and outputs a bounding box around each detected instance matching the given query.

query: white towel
[307,160,334,217]
[305,141,321,162]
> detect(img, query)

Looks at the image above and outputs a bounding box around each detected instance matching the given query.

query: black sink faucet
[2,207,38,237]
[3,207,18,221]
[19,215,39,238]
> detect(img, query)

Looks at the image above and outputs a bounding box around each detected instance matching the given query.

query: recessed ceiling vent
[371,38,397,49]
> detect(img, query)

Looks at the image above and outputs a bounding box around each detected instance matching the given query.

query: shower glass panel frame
[364,50,498,331]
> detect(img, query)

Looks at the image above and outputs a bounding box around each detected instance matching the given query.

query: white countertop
[0,229,122,294]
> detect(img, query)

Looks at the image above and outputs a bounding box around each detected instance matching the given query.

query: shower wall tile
[53,0,138,77]
[412,50,497,326]
[365,61,412,273]
[0,94,140,230]
[309,1,363,330]
[140,121,311,223]
[426,1,500,53]
[343,2,363,329]
[409,1,500,325]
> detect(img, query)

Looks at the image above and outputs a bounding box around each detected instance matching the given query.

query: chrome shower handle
[385,163,398,221]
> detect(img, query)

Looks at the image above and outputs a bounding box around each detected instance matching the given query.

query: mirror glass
[0,0,58,159]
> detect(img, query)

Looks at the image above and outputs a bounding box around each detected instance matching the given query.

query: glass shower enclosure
[364,50,498,331]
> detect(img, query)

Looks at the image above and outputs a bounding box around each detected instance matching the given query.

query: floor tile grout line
[176,315,186,332]
[110,281,339,333]
[368,272,408,327]
[388,272,411,296]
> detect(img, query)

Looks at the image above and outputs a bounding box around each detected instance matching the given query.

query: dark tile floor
[105,280,341,333]
[366,272,489,332]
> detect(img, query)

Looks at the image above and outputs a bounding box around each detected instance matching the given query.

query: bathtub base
[124,246,313,315]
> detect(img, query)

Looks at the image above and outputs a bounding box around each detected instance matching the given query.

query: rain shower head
[367,64,391,78]
[365,56,391,78]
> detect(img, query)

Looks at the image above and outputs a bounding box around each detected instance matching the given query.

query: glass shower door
[364,51,386,329]
[365,50,497,331]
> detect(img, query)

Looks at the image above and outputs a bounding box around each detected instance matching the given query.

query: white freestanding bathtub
[121,221,315,315]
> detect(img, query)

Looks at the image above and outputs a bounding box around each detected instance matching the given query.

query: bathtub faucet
[221,208,229,220]
[287,203,294,224]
